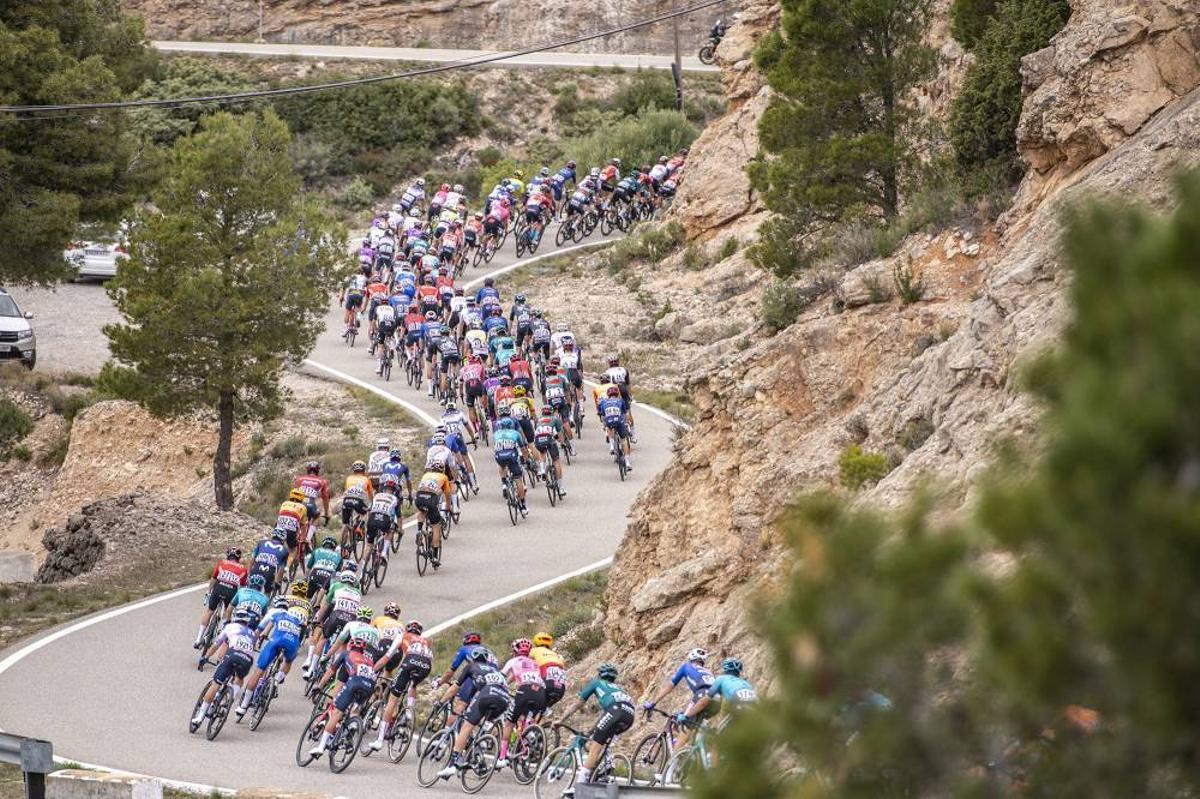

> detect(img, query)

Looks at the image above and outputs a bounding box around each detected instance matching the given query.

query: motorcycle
[698,19,726,65]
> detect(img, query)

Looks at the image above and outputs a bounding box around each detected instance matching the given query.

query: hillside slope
[576,0,1200,695]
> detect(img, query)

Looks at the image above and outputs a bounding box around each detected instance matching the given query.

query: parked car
[63,238,127,279]
[0,289,35,368]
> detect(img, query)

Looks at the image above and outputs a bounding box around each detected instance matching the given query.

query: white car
[63,238,127,279]
[0,289,35,369]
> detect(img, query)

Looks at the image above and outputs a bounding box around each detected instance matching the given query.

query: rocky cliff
[576,0,1200,698]
[121,0,735,54]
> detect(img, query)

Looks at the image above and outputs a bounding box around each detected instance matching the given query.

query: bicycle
[359,532,389,594]
[505,714,549,785]
[417,717,501,793]
[534,722,632,799]
[501,472,526,526]
[630,706,685,785]
[296,698,368,773]
[543,455,563,507]
[612,428,630,481]
[414,519,439,576]
[195,595,228,655]
[660,717,715,788]
[415,691,453,756]
[341,514,367,562]
[243,654,284,732]
[406,350,423,390]
[188,679,235,741]
[346,319,359,348]
[380,338,395,382]
[369,703,417,763]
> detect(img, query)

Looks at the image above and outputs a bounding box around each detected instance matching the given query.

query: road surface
[0,232,679,797]
[153,40,720,73]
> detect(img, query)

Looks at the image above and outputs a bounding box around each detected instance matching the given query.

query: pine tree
[104,111,347,510]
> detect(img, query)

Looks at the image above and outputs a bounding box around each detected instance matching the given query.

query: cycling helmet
[445,400,457,411]
[380,474,399,491]
[497,418,517,432]
[512,638,533,656]
[321,536,337,550]
[607,386,621,398]
[406,620,424,635]
[377,437,389,450]
[337,569,356,583]
[721,657,744,676]
[289,488,306,503]
[226,547,243,561]
[563,340,575,350]
[291,579,309,596]
[384,602,400,618]
[474,212,483,220]
[659,155,669,164]
[484,277,495,287]
[306,461,321,475]
[416,177,426,187]
[598,662,619,681]
[550,355,561,366]
[546,366,557,376]
[349,638,367,651]
[455,287,464,296]
[539,167,550,177]
[248,574,266,590]
[513,386,527,398]
[453,183,464,193]
[389,447,403,459]
[500,375,513,386]
[271,527,287,541]
[352,460,366,473]
[590,167,600,178]
[470,646,493,663]
[533,309,543,318]
[557,322,568,332]
[272,596,289,609]
[513,169,524,179]
[607,355,619,367]
[611,158,621,166]
[566,159,577,168]
[431,432,447,446]
[532,632,554,648]
[425,310,437,320]
[232,609,252,625]
[357,606,374,621]
[515,292,526,303]
[424,275,435,285]
[462,631,482,646]
[343,560,358,573]
[440,183,450,192]
[687,647,708,664]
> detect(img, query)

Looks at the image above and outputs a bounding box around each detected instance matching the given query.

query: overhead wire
[0,0,728,117]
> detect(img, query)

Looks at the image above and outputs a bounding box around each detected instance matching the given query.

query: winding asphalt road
[0,232,678,797]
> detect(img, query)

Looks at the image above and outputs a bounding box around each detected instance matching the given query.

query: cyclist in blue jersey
[598,385,633,470]
[475,277,501,306]
[232,573,270,629]
[643,647,714,745]
[677,657,758,766]
[235,597,306,717]
[381,448,414,504]
[250,529,288,593]
[492,414,528,511]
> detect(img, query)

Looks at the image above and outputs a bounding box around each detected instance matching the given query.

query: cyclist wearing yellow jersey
[508,170,526,200]
[414,469,452,567]
[372,603,406,679]
[341,461,374,545]
[529,631,568,709]
[276,489,310,559]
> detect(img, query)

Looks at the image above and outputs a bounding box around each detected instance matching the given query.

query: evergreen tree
[0,0,156,284]
[104,111,347,510]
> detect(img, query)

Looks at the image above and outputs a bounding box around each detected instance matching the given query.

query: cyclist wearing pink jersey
[496,637,546,767]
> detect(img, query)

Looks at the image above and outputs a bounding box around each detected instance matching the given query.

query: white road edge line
[301,359,440,427]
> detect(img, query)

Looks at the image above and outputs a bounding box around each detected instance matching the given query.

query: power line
[0,0,727,116]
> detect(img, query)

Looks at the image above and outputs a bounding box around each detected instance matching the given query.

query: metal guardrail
[0,732,52,799]
[576,783,682,798]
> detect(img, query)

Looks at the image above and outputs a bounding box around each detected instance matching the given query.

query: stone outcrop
[1017,0,1200,196]
[121,0,734,54]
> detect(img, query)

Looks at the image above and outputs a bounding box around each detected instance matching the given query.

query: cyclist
[302,568,361,674]
[414,468,452,568]
[276,487,311,562]
[436,647,512,779]
[508,169,527,200]
[426,431,462,518]
[677,658,757,766]
[285,579,315,628]
[529,632,568,711]
[555,662,636,794]
[508,350,534,393]
[365,475,401,563]
[433,630,485,721]
[191,609,256,727]
[599,385,633,470]
[533,407,567,495]
[304,536,342,602]
[436,323,461,401]
[367,619,434,753]
[341,461,374,550]
[598,159,621,207]
[442,402,478,490]
[605,354,636,440]
[530,310,553,363]
[475,276,501,307]
[509,386,537,459]
[195,547,247,648]
[381,448,414,506]
[493,413,528,511]
[398,177,426,214]
[427,182,450,222]
[292,461,331,553]
[232,573,270,630]
[249,528,288,594]
[523,185,554,244]
[371,603,406,682]
[340,273,367,335]
[461,355,488,430]
[643,647,715,743]
[366,438,391,486]
[496,637,546,767]
[308,637,378,759]
[235,596,306,717]
[374,300,398,375]
[549,159,578,205]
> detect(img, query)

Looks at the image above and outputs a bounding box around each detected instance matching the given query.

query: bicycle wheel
[360,561,374,595]
[699,43,716,64]
[329,716,364,773]
[515,233,526,258]
[416,530,429,576]
[373,553,388,588]
[546,472,558,506]
[631,732,668,786]
[382,358,392,381]
[388,710,415,763]
[513,724,547,785]
[601,752,634,786]
[507,490,519,526]
[417,728,455,787]
[461,732,499,794]
[555,222,570,247]
[248,667,276,732]
[205,685,233,740]
[662,746,699,788]
[416,700,450,756]
[296,712,326,767]
[534,746,578,799]
[188,682,210,734]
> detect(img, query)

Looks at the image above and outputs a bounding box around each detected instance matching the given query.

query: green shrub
[567,110,696,178]
[0,398,33,453]
[951,0,998,49]
[761,281,808,333]
[8,444,30,461]
[37,430,70,469]
[682,244,708,271]
[950,0,1070,186]
[604,222,686,272]
[341,176,375,209]
[269,435,308,460]
[477,146,503,168]
[718,237,739,261]
[894,261,925,304]
[749,216,811,278]
[611,70,677,116]
[838,445,891,489]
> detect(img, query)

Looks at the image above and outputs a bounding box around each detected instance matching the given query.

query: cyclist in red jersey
[292,461,330,563]
[195,547,248,648]
[507,354,533,393]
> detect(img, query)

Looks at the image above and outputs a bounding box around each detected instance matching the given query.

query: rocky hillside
[572,0,1200,697]
[122,0,735,53]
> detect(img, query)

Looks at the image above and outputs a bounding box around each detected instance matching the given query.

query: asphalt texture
[0,230,677,797]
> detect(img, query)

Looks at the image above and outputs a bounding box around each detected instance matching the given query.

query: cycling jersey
[461,360,486,385]
[285,595,314,625]
[276,499,309,537]
[337,619,382,651]
[708,675,758,706]
[417,471,452,500]
[382,458,411,484]
[605,365,630,385]
[211,558,247,589]
[598,396,628,425]
[252,537,287,573]
[442,409,468,436]
[503,655,546,689]
[425,444,452,472]
[579,677,634,711]
[306,547,342,575]
[344,473,374,501]
[475,286,500,305]
[368,492,400,524]
[366,449,390,476]
[494,429,524,461]
[671,660,715,698]
[233,586,269,621]
[293,474,330,505]
[371,616,405,649]
[325,581,362,620]
[482,315,508,336]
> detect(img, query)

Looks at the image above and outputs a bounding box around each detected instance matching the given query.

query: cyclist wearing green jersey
[305,536,342,601]
[302,568,360,674]
[555,662,635,794]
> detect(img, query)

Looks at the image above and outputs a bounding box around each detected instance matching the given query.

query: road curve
[0,230,679,797]
[153,40,720,73]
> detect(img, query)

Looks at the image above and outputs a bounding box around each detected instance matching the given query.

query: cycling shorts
[256,633,300,669]
[250,561,277,594]
[366,514,394,542]
[321,612,351,641]
[345,294,364,311]
[494,451,522,478]
[307,569,332,599]
[405,330,423,346]
[414,491,443,525]
[464,382,485,407]
[464,686,511,726]
[334,675,376,712]
[439,353,460,373]
[341,496,368,525]
[518,418,535,444]
[506,684,546,724]
[533,341,550,359]
[525,209,544,224]
[213,650,253,686]
[446,434,468,456]
[590,702,635,745]
[605,419,630,440]
[207,583,237,612]
[513,376,533,392]
[484,218,502,236]
[544,680,566,708]
[389,656,433,697]
[534,439,559,461]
